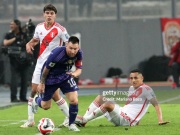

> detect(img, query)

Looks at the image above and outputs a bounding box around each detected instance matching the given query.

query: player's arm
[26,38,39,54]
[69,68,82,78]
[67,60,82,78]
[150,98,169,125]
[37,67,50,93]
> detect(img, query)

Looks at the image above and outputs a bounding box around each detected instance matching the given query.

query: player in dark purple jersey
[32,36,82,131]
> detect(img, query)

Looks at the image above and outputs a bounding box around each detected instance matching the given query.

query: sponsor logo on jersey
[51,32,54,38]
[49,62,56,67]
[65,34,69,39]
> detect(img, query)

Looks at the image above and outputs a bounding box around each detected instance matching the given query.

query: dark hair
[13,19,22,32]
[14,19,21,26]
[68,36,79,44]
[130,69,142,74]
[43,4,57,14]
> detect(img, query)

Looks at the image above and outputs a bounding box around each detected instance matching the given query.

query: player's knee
[103,102,115,112]
[41,104,51,110]
[31,91,37,98]
[69,98,78,105]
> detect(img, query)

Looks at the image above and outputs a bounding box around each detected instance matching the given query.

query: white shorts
[107,104,130,126]
[31,59,45,84]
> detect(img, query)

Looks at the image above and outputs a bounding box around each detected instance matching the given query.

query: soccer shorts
[31,59,45,84]
[41,77,79,101]
[108,104,130,126]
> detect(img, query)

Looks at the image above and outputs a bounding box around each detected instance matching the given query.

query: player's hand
[66,72,78,78]
[37,83,45,93]
[26,42,34,54]
[158,121,170,125]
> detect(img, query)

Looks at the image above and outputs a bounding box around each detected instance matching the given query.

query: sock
[84,100,100,117]
[28,97,34,121]
[84,106,107,122]
[69,104,78,125]
[56,98,69,117]
[35,96,42,108]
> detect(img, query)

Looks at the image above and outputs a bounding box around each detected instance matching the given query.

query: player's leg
[20,64,41,128]
[33,84,57,110]
[20,83,37,128]
[65,91,80,131]
[75,95,105,127]
[52,89,69,127]
[82,101,115,124]
[83,95,104,117]
[61,77,80,131]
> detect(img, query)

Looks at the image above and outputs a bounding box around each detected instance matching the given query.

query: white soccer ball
[38,118,55,135]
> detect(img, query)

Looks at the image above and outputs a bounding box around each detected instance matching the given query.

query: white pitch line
[1,120,26,127]
[159,95,180,104]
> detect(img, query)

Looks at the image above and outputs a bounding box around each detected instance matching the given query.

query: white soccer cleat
[74,115,87,127]
[68,124,80,132]
[58,117,69,128]
[32,94,39,113]
[20,120,35,128]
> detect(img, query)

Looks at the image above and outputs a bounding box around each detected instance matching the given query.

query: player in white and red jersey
[20,4,70,128]
[75,69,169,127]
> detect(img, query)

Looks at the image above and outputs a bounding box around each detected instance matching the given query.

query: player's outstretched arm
[150,98,170,125]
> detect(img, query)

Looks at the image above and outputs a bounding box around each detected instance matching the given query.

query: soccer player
[32,36,82,131]
[75,69,169,127]
[20,4,70,128]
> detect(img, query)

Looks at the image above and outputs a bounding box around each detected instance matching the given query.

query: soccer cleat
[68,124,80,131]
[32,94,39,113]
[74,115,87,127]
[58,117,69,128]
[20,120,35,128]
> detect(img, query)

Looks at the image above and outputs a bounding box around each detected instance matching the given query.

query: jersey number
[68,78,76,87]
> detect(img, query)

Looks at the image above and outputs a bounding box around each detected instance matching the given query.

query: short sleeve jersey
[122,84,156,126]
[42,46,83,85]
[34,22,69,63]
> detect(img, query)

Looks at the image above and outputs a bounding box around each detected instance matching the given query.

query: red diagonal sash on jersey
[125,88,142,105]
[38,28,58,58]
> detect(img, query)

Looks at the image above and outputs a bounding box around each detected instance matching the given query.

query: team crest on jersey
[67,60,73,64]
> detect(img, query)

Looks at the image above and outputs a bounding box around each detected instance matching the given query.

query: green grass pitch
[0,89,179,135]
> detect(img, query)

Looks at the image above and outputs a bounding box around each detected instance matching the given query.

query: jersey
[34,22,69,63]
[121,84,156,126]
[32,22,69,84]
[43,46,83,85]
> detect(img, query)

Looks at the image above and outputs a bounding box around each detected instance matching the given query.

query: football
[38,118,55,135]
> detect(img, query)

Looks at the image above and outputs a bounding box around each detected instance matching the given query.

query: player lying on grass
[75,69,170,126]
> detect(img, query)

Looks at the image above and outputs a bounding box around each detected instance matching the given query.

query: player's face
[66,42,79,57]
[43,10,56,24]
[129,72,143,89]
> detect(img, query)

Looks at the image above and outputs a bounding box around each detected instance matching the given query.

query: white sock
[84,106,107,122]
[84,100,100,117]
[56,97,69,117]
[28,97,34,121]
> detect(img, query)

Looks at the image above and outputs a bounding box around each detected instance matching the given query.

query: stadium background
[0,0,179,84]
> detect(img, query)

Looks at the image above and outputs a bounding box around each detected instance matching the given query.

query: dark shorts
[41,77,79,101]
